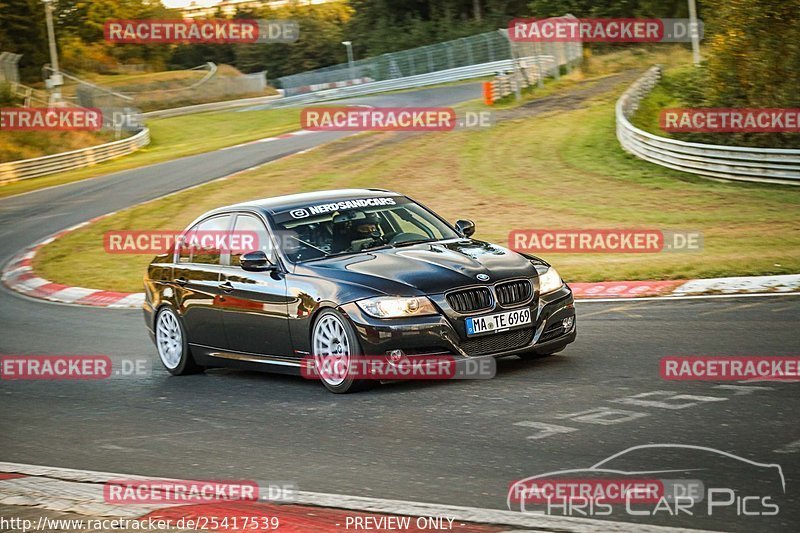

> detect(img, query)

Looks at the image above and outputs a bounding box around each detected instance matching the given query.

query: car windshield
[271,196,460,263]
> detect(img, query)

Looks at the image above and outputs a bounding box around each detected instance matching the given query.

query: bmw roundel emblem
[476,274,490,282]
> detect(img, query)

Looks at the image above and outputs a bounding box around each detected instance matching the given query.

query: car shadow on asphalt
[192,353,569,395]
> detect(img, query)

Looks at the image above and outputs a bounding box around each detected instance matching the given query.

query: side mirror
[240,250,275,272]
[455,219,476,237]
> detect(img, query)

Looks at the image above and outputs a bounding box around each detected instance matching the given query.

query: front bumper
[340,284,576,360]
[143,299,156,343]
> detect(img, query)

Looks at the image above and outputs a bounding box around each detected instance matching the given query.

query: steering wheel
[389,232,428,245]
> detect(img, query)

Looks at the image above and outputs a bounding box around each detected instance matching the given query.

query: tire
[311,309,373,393]
[154,306,203,375]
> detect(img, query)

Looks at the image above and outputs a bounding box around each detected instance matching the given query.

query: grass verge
[0,106,300,199]
[34,48,800,293]
[0,129,119,164]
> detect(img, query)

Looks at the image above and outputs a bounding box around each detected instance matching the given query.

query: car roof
[209,188,403,216]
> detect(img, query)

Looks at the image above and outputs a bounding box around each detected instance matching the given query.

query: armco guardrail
[142,94,282,118]
[271,52,579,108]
[617,66,800,186]
[0,127,150,184]
[271,59,522,108]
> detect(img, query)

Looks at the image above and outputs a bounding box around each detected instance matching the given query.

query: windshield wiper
[392,238,437,248]
[303,244,392,263]
[303,251,355,262]
[362,243,393,252]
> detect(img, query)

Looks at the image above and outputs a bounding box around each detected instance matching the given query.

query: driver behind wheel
[347,212,383,251]
[354,213,380,238]
[332,212,384,252]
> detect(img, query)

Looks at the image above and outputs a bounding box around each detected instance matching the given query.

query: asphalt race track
[1,83,799,532]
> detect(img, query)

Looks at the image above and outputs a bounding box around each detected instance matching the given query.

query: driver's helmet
[331,211,382,252]
[353,212,381,238]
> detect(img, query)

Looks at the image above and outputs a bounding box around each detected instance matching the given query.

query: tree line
[1,0,797,123]
[1,0,694,81]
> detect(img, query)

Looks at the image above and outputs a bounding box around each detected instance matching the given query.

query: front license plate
[466,308,532,336]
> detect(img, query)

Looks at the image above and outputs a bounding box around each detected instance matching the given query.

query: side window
[230,214,274,267]
[177,226,196,263]
[192,215,232,265]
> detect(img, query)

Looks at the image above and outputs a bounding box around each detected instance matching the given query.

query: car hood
[303,239,538,295]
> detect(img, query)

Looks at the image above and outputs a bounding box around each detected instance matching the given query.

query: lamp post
[688,0,701,66]
[42,0,63,104]
[342,40,355,81]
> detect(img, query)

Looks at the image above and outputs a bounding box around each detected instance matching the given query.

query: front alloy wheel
[312,309,372,393]
[155,307,202,375]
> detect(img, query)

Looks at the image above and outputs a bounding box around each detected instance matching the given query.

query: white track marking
[44,287,96,303]
[611,391,728,410]
[13,276,49,292]
[108,293,146,308]
[713,385,774,396]
[773,440,800,454]
[513,421,579,440]
[554,407,649,425]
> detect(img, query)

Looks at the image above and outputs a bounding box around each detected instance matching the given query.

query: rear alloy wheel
[155,307,202,375]
[312,309,372,393]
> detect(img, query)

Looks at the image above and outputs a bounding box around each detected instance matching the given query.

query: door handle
[219,281,234,292]
[174,277,188,286]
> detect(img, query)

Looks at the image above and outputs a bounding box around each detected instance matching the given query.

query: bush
[60,37,120,74]
[0,83,20,106]
[661,66,710,108]
[653,66,800,149]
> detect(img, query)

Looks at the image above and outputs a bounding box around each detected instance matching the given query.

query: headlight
[538,267,563,295]
[356,296,438,318]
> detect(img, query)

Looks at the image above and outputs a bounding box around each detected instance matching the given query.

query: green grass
[0,106,301,199]
[35,50,800,293]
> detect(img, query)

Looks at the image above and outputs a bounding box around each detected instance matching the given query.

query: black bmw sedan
[144,189,576,393]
